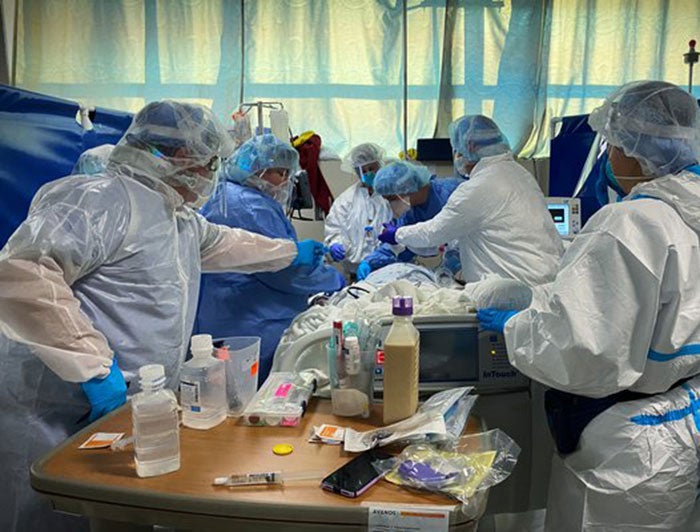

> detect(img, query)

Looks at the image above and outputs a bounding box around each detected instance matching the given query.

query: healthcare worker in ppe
[356,160,464,280]
[476,81,700,531]
[324,142,393,276]
[0,101,325,532]
[194,134,345,382]
[71,143,115,175]
[378,115,563,284]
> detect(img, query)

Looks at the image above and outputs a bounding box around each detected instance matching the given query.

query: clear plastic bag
[229,111,253,149]
[418,387,477,443]
[375,428,520,505]
[342,387,477,452]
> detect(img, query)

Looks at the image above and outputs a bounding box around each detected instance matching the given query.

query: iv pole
[684,39,699,94]
[238,101,285,135]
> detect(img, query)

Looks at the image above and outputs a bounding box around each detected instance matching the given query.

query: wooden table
[31,400,487,531]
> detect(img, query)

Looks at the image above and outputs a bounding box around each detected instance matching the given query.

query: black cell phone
[321,449,393,498]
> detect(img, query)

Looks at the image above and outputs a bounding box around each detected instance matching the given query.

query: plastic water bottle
[435,245,455,287]
[180,334,227,430]
[364,225,374,250]
[132,364,180,478]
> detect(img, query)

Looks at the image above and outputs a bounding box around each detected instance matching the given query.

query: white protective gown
[504,169,700,531]
[72,143,115,175]
[394,153,564,284]
[0,145,297,531]
[324,182,392,274]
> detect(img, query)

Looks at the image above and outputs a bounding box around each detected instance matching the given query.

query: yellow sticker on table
[272,443,294,456]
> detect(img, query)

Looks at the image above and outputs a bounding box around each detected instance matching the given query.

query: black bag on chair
[290,170,314,219]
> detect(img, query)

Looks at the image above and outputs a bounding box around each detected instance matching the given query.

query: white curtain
[13,0,700,158]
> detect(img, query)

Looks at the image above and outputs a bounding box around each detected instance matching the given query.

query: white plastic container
[132,364,180,478]
[180,334,227,429]
[382,296,420,424]
[241,372,316,427]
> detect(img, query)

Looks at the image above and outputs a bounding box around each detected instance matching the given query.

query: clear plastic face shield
[355,160,381,187]
[147,145,222,209]
[387,194,411,218]
[251,167,294,210]
[121,101,235,211]
[453,151,473,177]
[587,81,700,182]
[187,155,222,209]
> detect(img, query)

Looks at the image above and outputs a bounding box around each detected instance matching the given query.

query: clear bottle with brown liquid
[382,296,420,424]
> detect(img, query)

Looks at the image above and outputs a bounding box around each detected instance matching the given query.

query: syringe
[212,469,324,487]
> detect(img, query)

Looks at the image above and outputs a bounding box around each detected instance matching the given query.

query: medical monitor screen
[416,326,479,383]
[548,203,570,237]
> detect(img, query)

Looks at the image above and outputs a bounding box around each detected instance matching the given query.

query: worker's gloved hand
[81,358,127,422]
[356,261,372,280]
[443,249,462,274]
[378,222,398,245]
[476,308,518,333]
[293,239,326,269]
[329,243,346,262]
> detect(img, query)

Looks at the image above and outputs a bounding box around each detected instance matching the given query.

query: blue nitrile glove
[80,358,127,422]
[378,222,398,245]
[293,239,326,269]
[443,249,462,274]
[357,261,372,280]
[329,243,346,261]
[477,308,518,333]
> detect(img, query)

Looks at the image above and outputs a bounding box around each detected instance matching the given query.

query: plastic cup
[213,336,260,416]
[328,345,374,418]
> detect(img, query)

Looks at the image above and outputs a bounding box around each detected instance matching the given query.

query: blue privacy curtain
[0,85,133,246]
[12,0,700,158]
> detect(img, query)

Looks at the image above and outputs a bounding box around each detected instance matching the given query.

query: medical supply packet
[374,429,520,507]
[344,411,446,452]
[308,424,345,444]
[79,432,125,450]
[241,371,316,427]
[343,387,477,452]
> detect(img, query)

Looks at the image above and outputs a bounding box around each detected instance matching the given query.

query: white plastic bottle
[180,334,227,430]
[132,364,180,478]
[364,224,374,250]
[382,296,420,424]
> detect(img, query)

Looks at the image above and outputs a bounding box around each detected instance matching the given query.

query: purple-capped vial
[392,296,413,316]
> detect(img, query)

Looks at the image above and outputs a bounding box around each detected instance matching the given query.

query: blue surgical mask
[361,171,376,187]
